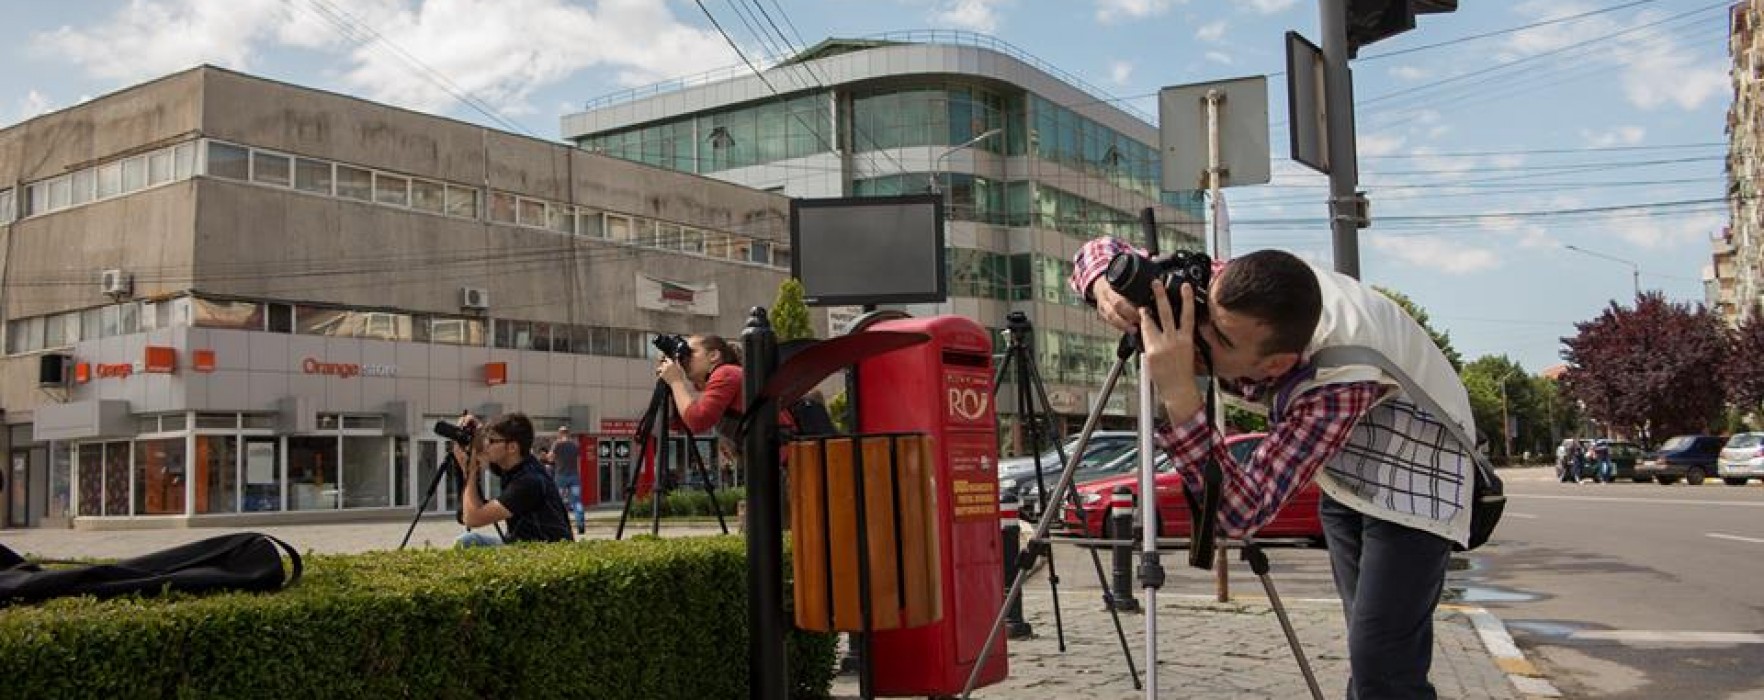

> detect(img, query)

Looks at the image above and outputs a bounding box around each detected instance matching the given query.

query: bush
[629,486,745,518]
[0,536,835,699]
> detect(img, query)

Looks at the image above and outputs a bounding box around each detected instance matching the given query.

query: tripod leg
[399,456,454,550]
[1014,346,1065,653]
[653,401,671,537]
[1244,542,1325,700]
[617,384,670,540]
[683,433,729,534]
[1021,334,1140,687]
[965,352,1137,698]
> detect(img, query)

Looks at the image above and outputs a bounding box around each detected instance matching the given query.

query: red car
[1061,433,1324,543]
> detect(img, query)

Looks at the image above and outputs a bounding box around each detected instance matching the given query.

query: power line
[1355,0,1667,62]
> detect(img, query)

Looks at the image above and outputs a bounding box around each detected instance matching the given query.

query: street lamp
[1498,368,1518,461]
[928,128,1003,195]
[1564,244,1641,299]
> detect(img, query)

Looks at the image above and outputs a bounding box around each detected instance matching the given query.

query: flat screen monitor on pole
[790,194,946,307]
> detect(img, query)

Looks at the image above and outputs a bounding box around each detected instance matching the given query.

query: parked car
[1557,439,1645,482]
[1717,432,1764,486]
[1060,433,1324,543]
[1635,435,1727,485]
[1009,433,1157,521]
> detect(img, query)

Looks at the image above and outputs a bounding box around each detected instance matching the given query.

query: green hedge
[0,536,836,699]
[629,486,745,518]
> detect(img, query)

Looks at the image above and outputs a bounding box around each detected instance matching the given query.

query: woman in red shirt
[656,334,745,438]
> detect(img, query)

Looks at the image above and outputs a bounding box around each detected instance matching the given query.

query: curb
[1448,604,1563,698]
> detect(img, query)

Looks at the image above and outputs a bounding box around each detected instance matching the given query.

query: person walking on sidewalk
[1073,239,1479,700]
[550,426,586,534]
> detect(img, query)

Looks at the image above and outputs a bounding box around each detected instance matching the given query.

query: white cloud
[1502,2,1726,111]
[1369,234,1499,274]
[1246,0,1298,14]
[31,0,741,119]
[1195,20,1227,43]
[17,90,55,121]
[1478,215,1555,250]
[1607,209,1723,249]
[1204,51,1233,65]
[1095,0,1180,24]
[1359,132,1406,157]
[1580,126,1645,148]
[933,0,1010,33]
[1389,65,1429,81]
[1108,60,1134,86]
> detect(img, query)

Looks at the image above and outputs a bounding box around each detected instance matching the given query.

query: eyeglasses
[484,436,514,446]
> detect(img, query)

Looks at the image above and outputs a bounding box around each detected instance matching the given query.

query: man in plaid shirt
[1073,236,1462,700]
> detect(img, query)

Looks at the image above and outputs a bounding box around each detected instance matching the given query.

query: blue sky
[0,0,1736,374]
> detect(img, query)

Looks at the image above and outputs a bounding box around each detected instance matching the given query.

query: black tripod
[993,311,1140,686]
[615,380,730,538]
[399,438,502,549]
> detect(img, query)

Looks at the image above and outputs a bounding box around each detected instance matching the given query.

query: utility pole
[1319,0,1363,279]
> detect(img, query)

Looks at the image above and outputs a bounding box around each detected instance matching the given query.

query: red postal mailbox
[857,314,1006,694]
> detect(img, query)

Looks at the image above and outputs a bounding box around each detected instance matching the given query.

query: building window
[208,142,250,180]
[288,436,339,511]
[518,197,545,228]
[71,170,94,205]
[336,165,373,202]
[295,158,333,195]
[489,192,517,224]
[374,173,410,207]
[252,152,292,187]
[97,162,123,199]
[548,204,575,234]
[194,435,239,514]
[148,151,173,186]
[411,179,445,213]
[133,437,187,516]
[0,189,12,224]
[445,185,478,219]
[579,210,604,238]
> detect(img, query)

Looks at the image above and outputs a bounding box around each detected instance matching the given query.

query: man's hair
[1214,250,1322,355]
[695,334,742,367]
[485,413,536,456]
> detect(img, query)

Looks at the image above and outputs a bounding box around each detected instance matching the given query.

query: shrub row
[0,536,836,699]
[628,486,745,518]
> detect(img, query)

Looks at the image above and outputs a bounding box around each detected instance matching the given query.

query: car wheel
[1724,477,1750,486]
[1685,468,1706,486]
[1654,475,1678,485]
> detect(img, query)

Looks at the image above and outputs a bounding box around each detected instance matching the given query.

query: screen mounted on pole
[790,195,947,307]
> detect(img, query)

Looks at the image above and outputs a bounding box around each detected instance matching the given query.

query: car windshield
[1729,434,1762,449]
[1659,436,1695,451]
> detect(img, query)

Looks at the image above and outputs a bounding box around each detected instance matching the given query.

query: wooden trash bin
[789,433,942,633]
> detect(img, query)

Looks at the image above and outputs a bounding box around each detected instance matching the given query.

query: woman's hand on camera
[1090,279,1141,334]
[657,357,687,386]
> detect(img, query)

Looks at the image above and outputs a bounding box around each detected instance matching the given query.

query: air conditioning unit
[38,354,71,387]
[100,269,132,297]
[460,287,490,311]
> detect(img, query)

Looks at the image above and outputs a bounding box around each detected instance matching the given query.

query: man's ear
[1260,352,1301,378]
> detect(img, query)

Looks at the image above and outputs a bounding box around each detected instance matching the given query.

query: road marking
[1706,532,1764,544]
[1570,630,1764,644]
[1509,494,1764,507]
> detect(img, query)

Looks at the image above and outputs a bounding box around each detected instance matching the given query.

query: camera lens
[1103,253,1155,307]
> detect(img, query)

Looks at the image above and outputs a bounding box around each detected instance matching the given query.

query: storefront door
[415,440,458,512]
[6,452,26,527]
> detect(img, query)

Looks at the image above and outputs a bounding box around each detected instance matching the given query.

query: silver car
[1717,432,1764,485]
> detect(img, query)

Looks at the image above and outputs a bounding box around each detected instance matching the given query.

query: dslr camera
[1103,249,1212,325]
[433,419,477,447]
[653,333,691,362]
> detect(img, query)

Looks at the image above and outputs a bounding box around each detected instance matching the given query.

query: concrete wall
[0,70,204,187]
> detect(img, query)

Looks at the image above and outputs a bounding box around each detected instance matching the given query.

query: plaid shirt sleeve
[1155,380,1387,537]
[1069,237,1140,303]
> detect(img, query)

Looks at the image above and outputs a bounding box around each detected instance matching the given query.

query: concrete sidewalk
[831,586,1550,699]
[0,518,1556,699]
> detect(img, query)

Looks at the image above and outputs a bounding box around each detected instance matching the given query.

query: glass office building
[565,33,1205,439]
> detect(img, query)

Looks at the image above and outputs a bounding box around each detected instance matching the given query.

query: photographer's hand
[657,358,687,387]
[1139,280,1203,420]
[1090,278,1142,334]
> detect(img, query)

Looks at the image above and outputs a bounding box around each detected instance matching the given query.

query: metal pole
[1137,208,1163,700]
[741,307,787,700]
[1320,0,1362,279]
[1206,89,1229,260]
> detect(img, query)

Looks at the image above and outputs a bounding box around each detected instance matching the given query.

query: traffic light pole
[1320,0,1363,280]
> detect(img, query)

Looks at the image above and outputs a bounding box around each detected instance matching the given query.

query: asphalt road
[1464,466,1764,699]
[1028,465,1764,698]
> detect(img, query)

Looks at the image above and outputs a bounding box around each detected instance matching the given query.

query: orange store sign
[301,357,396,379]
[94,363,133,380]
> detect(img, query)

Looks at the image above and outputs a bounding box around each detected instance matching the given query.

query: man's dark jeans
[1320,495,1453,700]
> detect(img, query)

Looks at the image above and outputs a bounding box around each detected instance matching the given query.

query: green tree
[1724,304,1764,426]
[1561,292,1730,441]
[1461,356,1538,461]
[771,278,814,342]
[1375,286,1464,372]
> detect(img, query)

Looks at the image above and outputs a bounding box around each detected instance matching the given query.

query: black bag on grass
[0,533,301,607]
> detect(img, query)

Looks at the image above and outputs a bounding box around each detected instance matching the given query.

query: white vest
[1256,262,1476,545]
